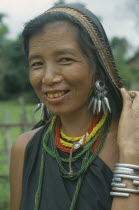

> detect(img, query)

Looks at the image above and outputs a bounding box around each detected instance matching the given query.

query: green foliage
[110,37,129,55]
[3,35,31,94]
[54,0,86,8]
[0,100,40,210]
[0,33,34,100]
[0,24,8,40]
[54,0,65,6]
[0,13,8,40]
[0,13,9,99]
[67,2,86,8]
[0,12,34,100]
[110,37,133,88]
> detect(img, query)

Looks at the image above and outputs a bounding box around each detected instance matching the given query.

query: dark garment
[20,124,113,210]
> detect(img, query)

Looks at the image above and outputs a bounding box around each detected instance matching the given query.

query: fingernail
[120,88,125,91]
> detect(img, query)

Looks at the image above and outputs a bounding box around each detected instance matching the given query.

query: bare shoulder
[12,126,42,151]
[10,126,42,210]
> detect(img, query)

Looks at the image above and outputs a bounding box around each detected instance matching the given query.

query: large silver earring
[33,103,42,115]
[88,80,111,115]
[33,103,52,120]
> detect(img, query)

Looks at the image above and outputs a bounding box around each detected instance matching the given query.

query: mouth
[45,90,70,103]
[46,91,69,99]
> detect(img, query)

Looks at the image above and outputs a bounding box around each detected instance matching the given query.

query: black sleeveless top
[19,124,113,210]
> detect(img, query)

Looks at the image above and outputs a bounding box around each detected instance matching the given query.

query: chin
[47,104,71,115]
[49,109,69,116]
[48,106,83,118]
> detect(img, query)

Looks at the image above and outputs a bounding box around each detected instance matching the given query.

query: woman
[10,4,139,210]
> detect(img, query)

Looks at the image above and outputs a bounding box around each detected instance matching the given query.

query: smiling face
[28,21,94,116]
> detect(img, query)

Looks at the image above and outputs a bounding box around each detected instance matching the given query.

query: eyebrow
[53,49,76,56]
[28,55,42,62]
[28,49,77,62]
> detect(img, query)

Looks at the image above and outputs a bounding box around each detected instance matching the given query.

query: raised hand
[117,88,139,164]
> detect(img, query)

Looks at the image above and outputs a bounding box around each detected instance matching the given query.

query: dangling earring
[33,103,52,120]
[88,80,111,115]
[40,103,46,120]
[33,103,42,115]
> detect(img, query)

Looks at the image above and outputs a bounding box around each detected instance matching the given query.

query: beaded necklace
[59,114,100,143]
[59,111,107,151]
[34,110,111,210]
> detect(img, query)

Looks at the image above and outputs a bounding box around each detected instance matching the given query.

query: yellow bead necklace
[60,110,108,149]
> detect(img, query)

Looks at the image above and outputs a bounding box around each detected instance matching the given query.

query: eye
[59,57,74,63]
[30,61,44,68]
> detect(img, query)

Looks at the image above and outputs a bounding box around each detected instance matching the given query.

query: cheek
[80,73,93,97]
[75,70,93,89]
[29,71,42,88]
[64,65,90,83]
[82,80,92,98]
[72,74,93,101]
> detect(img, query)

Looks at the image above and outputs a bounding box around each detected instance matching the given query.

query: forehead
[28,21,80,52]
[42,21,78,36]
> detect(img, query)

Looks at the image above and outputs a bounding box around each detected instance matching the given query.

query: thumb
[120,88,132,109]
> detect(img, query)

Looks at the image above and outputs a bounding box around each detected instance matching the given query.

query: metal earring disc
[88,80,111,115]
[95,80,105,91]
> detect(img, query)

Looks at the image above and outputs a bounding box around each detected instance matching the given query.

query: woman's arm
[10,128,41,210]
[111,88,139,210]
[10,135,26,210]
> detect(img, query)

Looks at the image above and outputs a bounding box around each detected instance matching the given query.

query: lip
[44,90,70,104]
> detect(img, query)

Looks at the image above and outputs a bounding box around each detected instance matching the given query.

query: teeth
[47,91,65,98]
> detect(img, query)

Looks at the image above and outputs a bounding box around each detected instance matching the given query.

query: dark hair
[22,10,122,116]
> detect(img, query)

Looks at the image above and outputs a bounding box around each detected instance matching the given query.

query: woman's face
[28,21,94,116]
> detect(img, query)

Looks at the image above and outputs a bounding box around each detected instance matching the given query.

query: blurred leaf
[110,37,133,88]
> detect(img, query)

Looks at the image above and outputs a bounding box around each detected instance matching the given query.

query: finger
[128,91,136,98]
[132,91,139,110]
[120,88,132,109]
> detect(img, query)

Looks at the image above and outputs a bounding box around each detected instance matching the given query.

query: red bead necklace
[55,113,103,153]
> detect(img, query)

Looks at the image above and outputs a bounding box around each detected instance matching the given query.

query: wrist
[119,150,139,165]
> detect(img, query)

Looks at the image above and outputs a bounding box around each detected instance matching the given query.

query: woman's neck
[59,108,94,137]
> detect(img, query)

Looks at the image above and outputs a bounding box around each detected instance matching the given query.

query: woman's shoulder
[11,126,43,153]
[10,126,43,210]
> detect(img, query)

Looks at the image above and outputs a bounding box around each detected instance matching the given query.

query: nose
[42,64,63,86]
